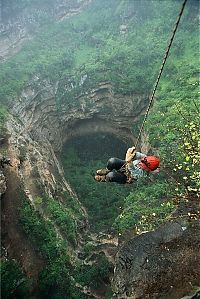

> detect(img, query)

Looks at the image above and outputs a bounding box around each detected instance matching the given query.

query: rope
[134,0,188,150]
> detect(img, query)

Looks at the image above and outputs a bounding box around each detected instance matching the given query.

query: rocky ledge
[113,220,200,299]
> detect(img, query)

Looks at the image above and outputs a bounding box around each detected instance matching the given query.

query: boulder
[113,221,200,299]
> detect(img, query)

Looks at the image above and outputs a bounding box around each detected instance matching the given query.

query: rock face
[0,170,6,198]
[10,78,148,152]
[10,78,63,151]
[113,221,200,299]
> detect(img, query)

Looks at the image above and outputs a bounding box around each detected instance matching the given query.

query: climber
[94,146,160,184]
[0,156,13,169]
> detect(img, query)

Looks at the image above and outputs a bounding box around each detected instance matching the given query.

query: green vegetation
[18,188,113,297]
[82,242,96,257]
[146,32,200,199]
[62,191,85,219]
[114,181,175,234]
[75,254,112,287]
[1,259,32,299]
[1,0,199,297]
[0,107,8,139]
[46,197,77,244]
[0,0,198,140]
[19,190,87,298]
[1,0,197,105]
[19,197,68,260]
[147,97,200,197]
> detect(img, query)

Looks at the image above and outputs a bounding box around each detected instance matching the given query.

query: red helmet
[139,156,160,172]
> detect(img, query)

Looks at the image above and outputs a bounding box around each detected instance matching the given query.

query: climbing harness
[134,0,188,149]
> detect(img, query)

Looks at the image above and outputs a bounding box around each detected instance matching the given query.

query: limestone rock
[10,79,148,153]
[113,222,200,299]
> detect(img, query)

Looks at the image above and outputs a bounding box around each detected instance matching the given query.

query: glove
[125,147,136,163]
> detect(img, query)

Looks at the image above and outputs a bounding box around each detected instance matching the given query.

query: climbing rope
[134,0,188,149]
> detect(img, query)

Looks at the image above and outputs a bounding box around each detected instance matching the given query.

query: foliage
[18,193,74,297]
[18,146,27,163]
[46,197,77,244]
[39,263,88,299]
[19,198,67,260]
[1,259,32,299]
[176,117,200,195]
[34,195,43,205]
[114,181,175,234]
[62,191,84,219]
[82,242,96,257]
[39,258,72,299]
[146,58,200,199]
[0,107,8,137]
[0,0,197,107]
[75,254,112,288]
[18,191,93,298]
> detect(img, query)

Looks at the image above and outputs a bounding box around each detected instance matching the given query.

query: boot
[96,168,110,175]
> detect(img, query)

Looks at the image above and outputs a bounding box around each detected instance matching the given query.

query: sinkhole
[61,132,131,232]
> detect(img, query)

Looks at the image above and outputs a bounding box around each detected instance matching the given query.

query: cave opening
[62,132,128,161]
[61,132,131,232]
